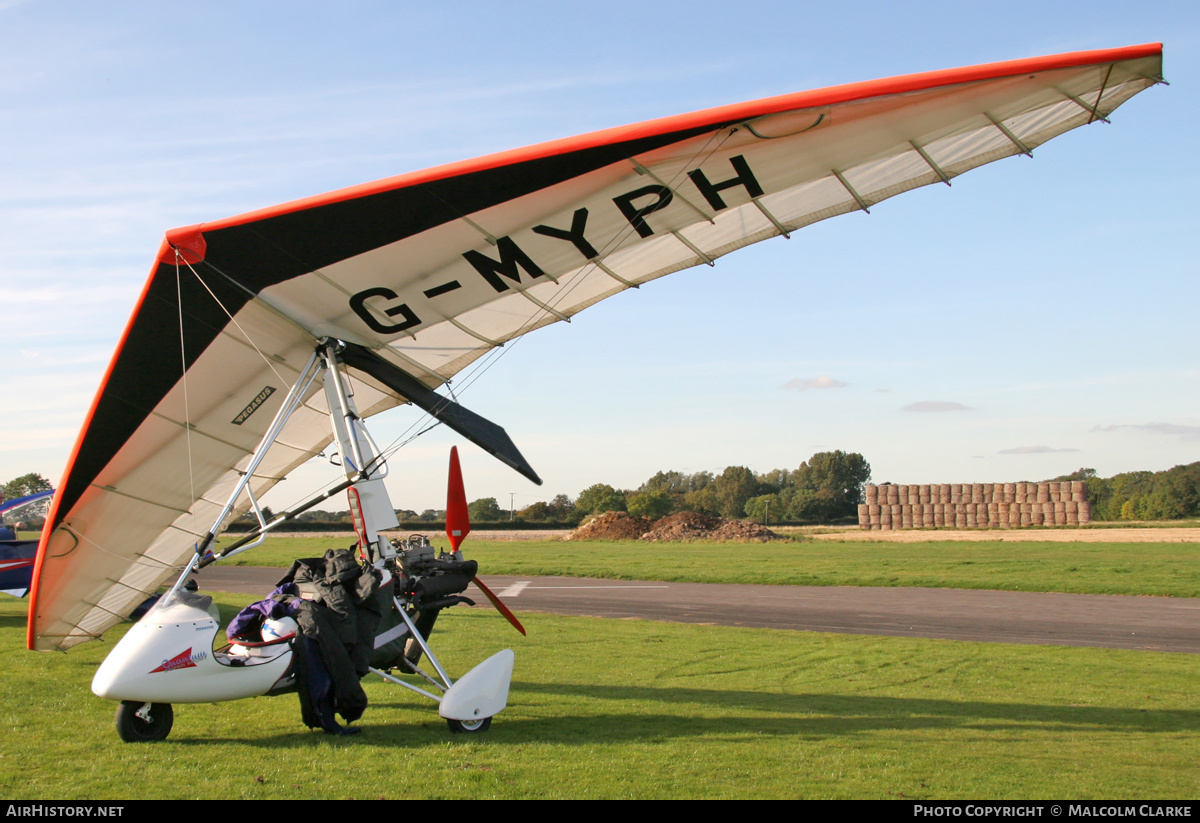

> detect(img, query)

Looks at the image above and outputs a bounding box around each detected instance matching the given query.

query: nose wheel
[115,701,174,743]
[446,716,492,734]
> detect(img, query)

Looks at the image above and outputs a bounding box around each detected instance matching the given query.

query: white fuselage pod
[92,590,291,704]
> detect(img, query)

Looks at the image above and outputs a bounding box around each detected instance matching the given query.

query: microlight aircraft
[27,44,1163,740]
[1,490,53,596]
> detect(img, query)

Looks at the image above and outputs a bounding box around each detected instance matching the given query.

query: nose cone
[90,604,218,702]
[91,651,126,700]
[91,620,171,700]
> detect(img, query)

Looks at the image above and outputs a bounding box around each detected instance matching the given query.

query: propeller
[446,446,526,636]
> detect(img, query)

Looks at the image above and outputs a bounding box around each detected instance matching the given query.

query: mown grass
[1,596,1196,799]
[219,536,1200,597]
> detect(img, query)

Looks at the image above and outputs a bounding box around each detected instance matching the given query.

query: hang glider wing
[28,43,1163,651]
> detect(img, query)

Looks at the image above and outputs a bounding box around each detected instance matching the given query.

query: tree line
[274,450,873,526]
[1053,463,1200,521]
[11,458,1200,531]
[395,457,1200,526]
[448,451,870,525]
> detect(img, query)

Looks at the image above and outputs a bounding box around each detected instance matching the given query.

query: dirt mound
[643,512,778,542]
[566,511,653,540]
[640,511,720,540]
[566,510,780,542]
[705,519,781,542]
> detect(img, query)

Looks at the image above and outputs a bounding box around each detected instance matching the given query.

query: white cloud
[997,445,1080,455]
[902,401,971,412]
[782,375,848,391]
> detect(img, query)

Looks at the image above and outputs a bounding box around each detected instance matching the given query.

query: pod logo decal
[150,647,208,673]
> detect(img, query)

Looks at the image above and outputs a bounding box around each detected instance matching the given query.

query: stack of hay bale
[858,482,1090,530]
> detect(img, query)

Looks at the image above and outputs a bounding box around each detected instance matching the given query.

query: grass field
[6,531,1198,799]
[219,535,1200,597]
[2,596,1197,800]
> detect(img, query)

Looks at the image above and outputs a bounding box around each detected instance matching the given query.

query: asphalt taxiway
[195,567,1199,653]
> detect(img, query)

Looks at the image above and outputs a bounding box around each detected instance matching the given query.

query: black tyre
[115,701,174,743]
[446,716,491,734]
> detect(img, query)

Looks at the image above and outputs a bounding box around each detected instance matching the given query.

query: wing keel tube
[337,342,542,485]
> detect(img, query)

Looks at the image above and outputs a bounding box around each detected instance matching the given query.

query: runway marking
[515,585,670,590]
[499,581,530,597]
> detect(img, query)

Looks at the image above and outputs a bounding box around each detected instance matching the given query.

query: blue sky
[1,1,1195,514]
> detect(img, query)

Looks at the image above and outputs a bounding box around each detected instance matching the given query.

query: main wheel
[115,701,174,743]
[446,716,491,734]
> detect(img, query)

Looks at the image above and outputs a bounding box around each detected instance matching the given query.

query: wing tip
[159,227,207,265]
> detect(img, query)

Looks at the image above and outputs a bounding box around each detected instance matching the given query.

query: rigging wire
[180,258,292,388]
[174,255,198,531]
[177,252,454,478]
[175,257,340,529]
[168,262,429,516]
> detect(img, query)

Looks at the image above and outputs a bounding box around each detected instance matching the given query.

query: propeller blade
[473,576,527,636]
[445,446,470,553]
